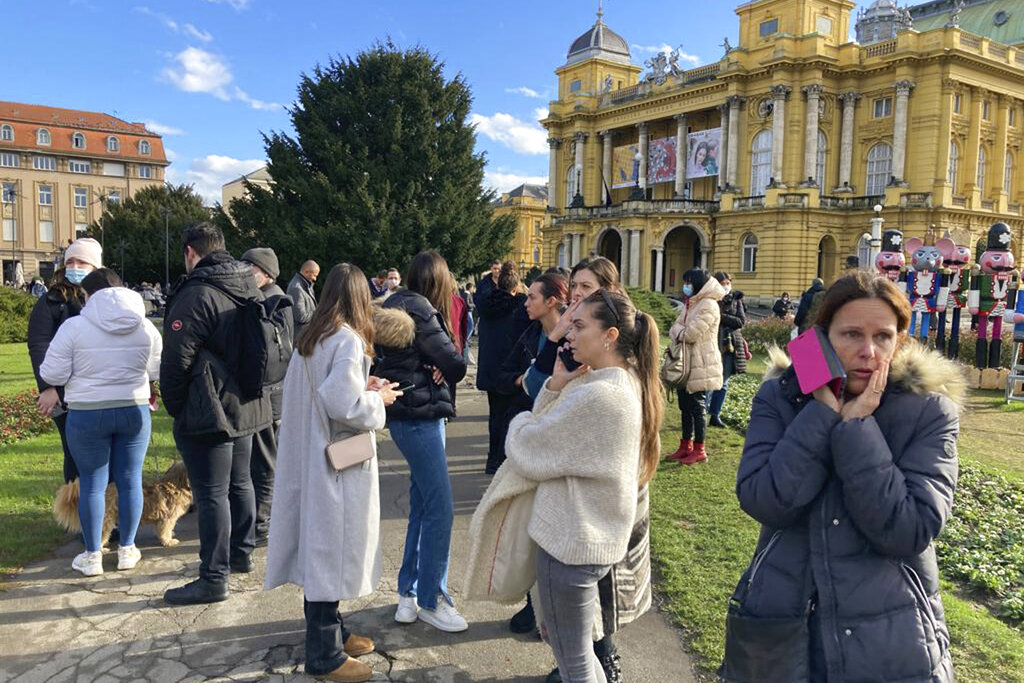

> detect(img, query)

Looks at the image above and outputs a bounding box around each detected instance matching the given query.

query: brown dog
[53,460,192,547]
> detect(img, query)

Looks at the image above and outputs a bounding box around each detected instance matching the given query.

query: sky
[4,0,857,204]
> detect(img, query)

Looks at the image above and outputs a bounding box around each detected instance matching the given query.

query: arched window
[37,128,51,145]
[565,167,577,206]
[977,146,988,193]
[948,141,959,187]
[857,235,872,270]
[557,243,566,268]
[139,140,151,155]
[815,130,827,188]
[0,125,12,142]
[71,132,86,149]
[1005,152,1014,195]
[741,233,759,273]
[865,142,892,196]
[750,130,772,194]
[107,136,119,153]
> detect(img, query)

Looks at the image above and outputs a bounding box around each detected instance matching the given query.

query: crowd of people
[25,227,961,682]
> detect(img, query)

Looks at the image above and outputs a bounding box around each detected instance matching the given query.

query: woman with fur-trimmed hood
[721,271,963,683]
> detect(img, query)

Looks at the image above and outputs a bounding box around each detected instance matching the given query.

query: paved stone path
[0,379,698,682]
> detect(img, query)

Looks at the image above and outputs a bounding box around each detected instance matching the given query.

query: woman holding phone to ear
[722,271,959,682]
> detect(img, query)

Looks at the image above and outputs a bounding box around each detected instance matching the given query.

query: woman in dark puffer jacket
[722,271,961,683]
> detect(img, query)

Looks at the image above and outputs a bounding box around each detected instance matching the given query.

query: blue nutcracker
[1007,273,1024,367]
[904,229,950,345]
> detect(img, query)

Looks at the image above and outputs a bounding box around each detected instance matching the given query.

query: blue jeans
[707,353,737,418]
[389,418,453,610]
[66,405,151,552]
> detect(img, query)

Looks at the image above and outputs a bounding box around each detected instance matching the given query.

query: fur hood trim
[764,340,967,409]
[373,305,415,348]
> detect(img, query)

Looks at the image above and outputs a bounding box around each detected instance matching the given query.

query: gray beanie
[241,247,280,280]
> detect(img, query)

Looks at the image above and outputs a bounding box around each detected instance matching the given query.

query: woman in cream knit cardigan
[504,290,664,683]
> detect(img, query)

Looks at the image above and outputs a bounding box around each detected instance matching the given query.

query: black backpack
[202,281,294,400]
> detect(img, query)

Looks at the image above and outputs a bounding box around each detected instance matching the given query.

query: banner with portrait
[686,128,722,179]
[611,143,640,189]
[647,137,678,185]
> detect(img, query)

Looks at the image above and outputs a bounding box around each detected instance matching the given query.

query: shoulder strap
[302,356,332,436]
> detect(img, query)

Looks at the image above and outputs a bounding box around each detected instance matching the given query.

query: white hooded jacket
[40,287,162,409]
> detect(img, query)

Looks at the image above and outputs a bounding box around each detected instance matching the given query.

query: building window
[977,146,988,192]
[0,152,19,168]
[74,188,88,208]
[873,97,893,118]
[2,218,15,241]
[38,184,52,206]
[39,220,54,243]
[953,93,962,114]
[983,101,991,120]
[557,243,566,268]
[1,182,15,203]
[565,167,577,205]
[33,155,56,171]
[741,233,759,273]
[139,140,151,155]
[1005,152,1014,195]
[759,18,779,37]
[108,190,121,205]
[750,129,772,194]
[533,247,540,263]
[865,142,892,195]
[138,164,153,179]
[857,235,872,270]
[0,124,12,142]
[107,136,120,153]
[71,132,86,149]
[570,80,582,93]
[69,160,91,174]
[948,141,959,187]
[75,223,88,237]
[815,130,827,188]
[1010,107,1017,127]
[37,128,50,145]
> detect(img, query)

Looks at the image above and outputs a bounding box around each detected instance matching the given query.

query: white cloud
[631,43,701,65]
[163,47,233,100]
[144,120,185,136]
[234,87,283,112]
[203,0,250,9]
[506,86,543,98]
[485,171,548,194]
[184,23,214,42]
[470,113,548,156]
[533,107,549,122]
[135,7,213,42]
[165,148,179,162]
[175,154,266,205]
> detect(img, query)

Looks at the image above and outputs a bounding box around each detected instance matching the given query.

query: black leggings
[53,412,79,483]
[677,389,706,443]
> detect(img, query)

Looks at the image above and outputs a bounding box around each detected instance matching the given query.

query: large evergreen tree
[222,42,514,277]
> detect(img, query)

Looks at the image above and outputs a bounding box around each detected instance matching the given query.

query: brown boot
[343,633,375,657]
[666,439,692,462]
[316,657,373,682]
[680,442,707,465]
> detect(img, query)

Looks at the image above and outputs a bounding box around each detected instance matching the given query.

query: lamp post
[869,203,885,267]
[160,206,171,292]
[570,163,585,208]
[118,238,128,282]
[629,151,645,201]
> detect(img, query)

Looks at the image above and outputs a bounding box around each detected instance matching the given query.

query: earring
[604,342,610,351]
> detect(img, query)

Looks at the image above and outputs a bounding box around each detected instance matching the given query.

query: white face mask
[723,284,732,295]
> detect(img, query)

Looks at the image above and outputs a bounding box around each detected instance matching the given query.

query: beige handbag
[303,358,375,472]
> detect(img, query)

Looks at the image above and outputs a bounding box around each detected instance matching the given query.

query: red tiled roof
[0,101,168,164]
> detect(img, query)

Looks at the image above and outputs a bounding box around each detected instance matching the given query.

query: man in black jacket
[794,277,825,334]
[161,223,272,605]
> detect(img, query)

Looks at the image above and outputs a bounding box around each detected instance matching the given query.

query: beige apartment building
[0,101,170,282]
[221,165,273,210]
[491,183,548,270]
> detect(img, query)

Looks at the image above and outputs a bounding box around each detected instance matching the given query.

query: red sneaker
[680,442,707,465]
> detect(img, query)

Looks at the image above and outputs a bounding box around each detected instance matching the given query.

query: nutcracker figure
[904,229,949,345]
[969,222,1020,369]
[1007,277,1024,367]
[875,229,906,282]
[935,236,972,359]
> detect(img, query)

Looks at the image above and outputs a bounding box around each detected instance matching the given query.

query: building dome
[566,11,631,66]
[856,0,912,44]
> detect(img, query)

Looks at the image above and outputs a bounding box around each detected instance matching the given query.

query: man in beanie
[794,277,826,334]
[287,260,319,340]
[240,247,293,547]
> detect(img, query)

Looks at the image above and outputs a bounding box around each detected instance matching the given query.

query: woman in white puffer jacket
[41,269,162,577]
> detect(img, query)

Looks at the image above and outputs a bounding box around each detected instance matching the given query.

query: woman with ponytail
[504,290,663,683]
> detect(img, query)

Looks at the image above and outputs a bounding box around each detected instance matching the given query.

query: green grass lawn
[0,342,37,396]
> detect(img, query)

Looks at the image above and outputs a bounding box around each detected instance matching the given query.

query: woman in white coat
[264,263,402,683]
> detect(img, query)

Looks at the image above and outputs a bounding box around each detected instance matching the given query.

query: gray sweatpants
[535,547,612,683]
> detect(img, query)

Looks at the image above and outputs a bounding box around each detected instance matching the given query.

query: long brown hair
[572,256,624,294]
[296,263,374,357]
[582,290,664,486]
[814,270,911,341]
[406,250,455,338]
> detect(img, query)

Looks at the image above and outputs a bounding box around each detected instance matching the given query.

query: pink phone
[787,326,846,398]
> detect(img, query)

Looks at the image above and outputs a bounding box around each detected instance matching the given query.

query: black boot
[163,578,228,605]
[509,594,536,634]
[989,339,1003,369]
[976,338,989,370]
[230,554,254,574]
[545,668,561,683]
[948,337,960,361]
[708,414,726,428]
[599,651,623,682]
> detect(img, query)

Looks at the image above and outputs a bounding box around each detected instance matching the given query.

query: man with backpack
[240,247,293,548]
[160,223,273,605]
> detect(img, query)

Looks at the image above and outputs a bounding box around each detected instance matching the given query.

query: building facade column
[801,85,823,187]
[628,229,641,287]
[571,232,582,265]
[770,85,791,187]
[602,131,613,205]
[836,92,860,192]
[652,243,665,292]
[637,123,649,191]
[561,233,572,268]
[547,137,561,208]
[718,104,730,190]
[573,132,588,204]
[674,114,688,197]
[891,80,915,186]
[964,89,984,204]
[727,96,745,190]
[994,95,1010,205]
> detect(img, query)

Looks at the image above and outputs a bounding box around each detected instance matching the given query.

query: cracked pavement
[0,374,698,682]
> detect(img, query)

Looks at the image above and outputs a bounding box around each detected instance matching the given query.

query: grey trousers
[535,547,612,683]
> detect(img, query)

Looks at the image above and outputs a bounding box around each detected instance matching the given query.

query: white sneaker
[418,596,469,633]
[117,544,141,570]
[72,550,103,576]
[395,595,418,624]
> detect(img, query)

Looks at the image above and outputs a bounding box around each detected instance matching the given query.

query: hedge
[0,288,35,343]
[626,287,677,337]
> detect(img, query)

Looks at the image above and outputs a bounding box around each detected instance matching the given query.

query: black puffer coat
[718,292,748,375]
[475,288,528,392]
[723,343,963,682]
[27,284,84,400]
[373,289,467,421]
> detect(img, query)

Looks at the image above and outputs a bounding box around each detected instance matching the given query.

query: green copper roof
[912,2,1024,46]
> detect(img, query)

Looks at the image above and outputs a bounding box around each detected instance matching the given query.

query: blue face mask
[682,284,694,297]
[65,268,89,285]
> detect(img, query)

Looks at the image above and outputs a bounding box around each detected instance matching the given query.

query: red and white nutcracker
[969,222,1020,369]
[875,229,906,282]
[935,235,972,360]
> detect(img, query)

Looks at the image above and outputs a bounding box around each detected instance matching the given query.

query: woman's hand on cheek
[840,359,890,422]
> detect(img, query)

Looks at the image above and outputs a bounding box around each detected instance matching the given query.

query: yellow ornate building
[0,101,169,282]
[542,0,1024,302]
[492,183,548,270]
